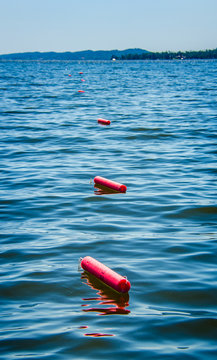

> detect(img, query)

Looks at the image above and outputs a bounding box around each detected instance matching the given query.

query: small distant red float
[98,118,111,126]
[79,72,83,74]
[81,256,131,293]
[84,333,114,337]
[78,90,85,93]
[94,176,127,193]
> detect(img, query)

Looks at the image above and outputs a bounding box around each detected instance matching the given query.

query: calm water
[0,60,217,360]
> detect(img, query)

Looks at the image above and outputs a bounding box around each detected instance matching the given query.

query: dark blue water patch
[156,317,217,341]
[146,287,217,309]
[165,205,217,222]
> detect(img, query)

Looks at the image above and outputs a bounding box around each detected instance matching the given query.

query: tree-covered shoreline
[1,48,216,61]
[118,48,217,60]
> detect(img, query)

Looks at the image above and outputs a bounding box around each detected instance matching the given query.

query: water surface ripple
[0,60,217,360]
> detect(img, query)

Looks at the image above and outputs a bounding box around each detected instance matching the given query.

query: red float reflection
[94,183,123,196]
[84,333,114,337]
[81,271,130,316]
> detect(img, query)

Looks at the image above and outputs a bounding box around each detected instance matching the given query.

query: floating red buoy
[98,118,111,125]
[81,256,131,293]
[84,333,114,337]
[79,72,83,74]
[78,90,85,93]
[94,176,127,193]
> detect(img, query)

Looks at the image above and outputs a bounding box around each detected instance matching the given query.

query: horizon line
[1,47,217,56]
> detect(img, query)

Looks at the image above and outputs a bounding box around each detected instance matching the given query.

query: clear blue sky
[0,0,216,54]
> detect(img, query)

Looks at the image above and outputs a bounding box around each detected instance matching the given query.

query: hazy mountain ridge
[0,48,148,60]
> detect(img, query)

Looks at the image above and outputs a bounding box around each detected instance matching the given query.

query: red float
[98,118,111,125]
[84,333,114,337]
[78,90,85,93]
[94,176,127,193]
[81,256,131,293]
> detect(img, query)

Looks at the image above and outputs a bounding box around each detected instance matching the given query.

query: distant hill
[0,48,149,61]
[118,48,217,60]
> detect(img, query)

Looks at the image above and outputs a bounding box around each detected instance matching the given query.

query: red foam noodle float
[94,176,127,193]
[79,72,83,74]
[98,118,111,126]
[78,90,85,93]
[84,333,114,337]
[81,256,131,293]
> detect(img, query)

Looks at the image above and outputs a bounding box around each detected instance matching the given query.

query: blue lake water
[0,59,217,359]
